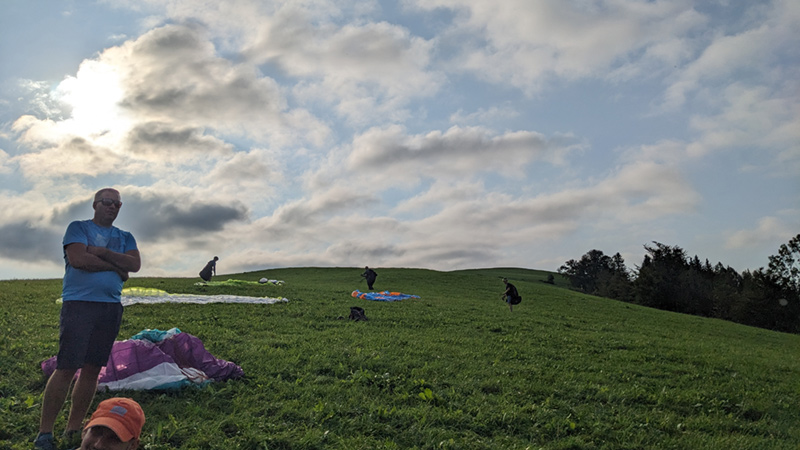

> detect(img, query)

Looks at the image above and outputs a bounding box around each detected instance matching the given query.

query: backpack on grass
[508,284,522,305]
[349,306,368,321]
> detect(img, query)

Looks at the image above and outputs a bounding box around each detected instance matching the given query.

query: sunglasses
[95,198,122,208]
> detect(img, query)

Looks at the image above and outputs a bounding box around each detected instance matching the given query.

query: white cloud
[663,0,799,110]
[244,8,443,124]
[393,180,486,214]
[449,105,520,125]
[0,149,11,174]
[725,216,796,249]
[687,83,800,171]
[412,0,704,94]
[663,26,771,109]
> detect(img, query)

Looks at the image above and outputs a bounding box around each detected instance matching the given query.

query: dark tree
[766,233,800,294]
[559,249,610,294]
[559,236,800,333]
[559,250,632,301]
[596,253,634,302]
[633,242,689,311]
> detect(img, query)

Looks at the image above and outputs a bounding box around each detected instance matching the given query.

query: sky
[0,0,798,281]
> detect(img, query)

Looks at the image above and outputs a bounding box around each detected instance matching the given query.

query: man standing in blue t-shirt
[34,188,141,450]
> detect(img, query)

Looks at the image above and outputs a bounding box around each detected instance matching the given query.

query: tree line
[558,234,800,334]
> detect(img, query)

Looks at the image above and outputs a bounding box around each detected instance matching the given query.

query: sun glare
[55,59,132,144]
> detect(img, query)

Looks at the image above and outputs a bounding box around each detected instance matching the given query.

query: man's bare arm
[65,244,135,281]
[86,247,141,273]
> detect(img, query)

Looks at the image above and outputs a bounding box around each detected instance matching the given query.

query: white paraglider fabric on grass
[120,287,288,306]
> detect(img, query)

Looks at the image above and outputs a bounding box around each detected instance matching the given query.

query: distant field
[1,267,798,449]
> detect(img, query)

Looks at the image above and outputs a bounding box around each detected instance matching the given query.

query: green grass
[1,267,798,449]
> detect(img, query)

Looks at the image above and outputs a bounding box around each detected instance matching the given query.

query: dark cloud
[0,221,62,263]
[119,192,249,241]
[49,191,248,244]
[349,126,560,176]
[117,25,285,129]
[51,195,97,226]
[127,122,233,156]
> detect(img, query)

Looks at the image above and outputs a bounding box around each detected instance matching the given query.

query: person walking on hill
[361,266,378,290]
[35,188,140,450]
[199,256,218,282]
[501,278,521,312]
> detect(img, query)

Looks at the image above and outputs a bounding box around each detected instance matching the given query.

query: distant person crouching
[199,256,218,282]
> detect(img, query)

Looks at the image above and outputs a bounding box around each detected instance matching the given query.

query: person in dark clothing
[501,278,520,312]
[199,256,218,282]
[361,266,377,290]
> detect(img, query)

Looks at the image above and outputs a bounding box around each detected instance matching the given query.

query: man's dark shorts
[57,301,123,370]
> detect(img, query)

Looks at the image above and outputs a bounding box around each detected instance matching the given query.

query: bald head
[94,188,120,202]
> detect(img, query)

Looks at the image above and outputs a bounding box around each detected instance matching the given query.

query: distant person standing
[501,278,521,312]
[199,256,218,282]
[35,188,140,450]
[361,266,378,290]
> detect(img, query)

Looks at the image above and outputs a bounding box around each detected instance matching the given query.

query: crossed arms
[65,243,141,281]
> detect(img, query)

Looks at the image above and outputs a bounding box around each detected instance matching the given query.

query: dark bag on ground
[349,306,368,321]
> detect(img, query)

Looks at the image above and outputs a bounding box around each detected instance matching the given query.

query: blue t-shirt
[62,220,138,303]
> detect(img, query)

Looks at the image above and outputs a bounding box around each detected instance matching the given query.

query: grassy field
[1,267,798,449]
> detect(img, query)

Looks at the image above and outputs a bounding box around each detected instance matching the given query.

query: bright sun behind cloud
[54,59,132,146]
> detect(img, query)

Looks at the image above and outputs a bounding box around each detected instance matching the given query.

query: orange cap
[84,398,145,441]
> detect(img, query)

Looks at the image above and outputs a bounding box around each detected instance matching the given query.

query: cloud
[725,216,796,250]
[254,186,378,238]
[663,0,799,110]
[13,22,327,151]
[241,6,443,124]
[686,83,800,170]
[110,1,443,125]
[0,221,62,263]
[112,24,291,135]
[664,27,768,109]
[449,105,520,125]
[0,149,11,174]
[14,80,66,119]
[231,153,698,272]
[250,17,433,84]
[126,122,234,159]
[7,22,331,195]
[348,125,578,178]
[10,134,126,181]
[205,150,279,185]
[412,0,705,93]
[117,190,250,241]
[393,180,485,214]
[410,160,697,233]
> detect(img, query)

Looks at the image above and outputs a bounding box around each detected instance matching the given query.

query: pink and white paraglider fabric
[41,328,244,391]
